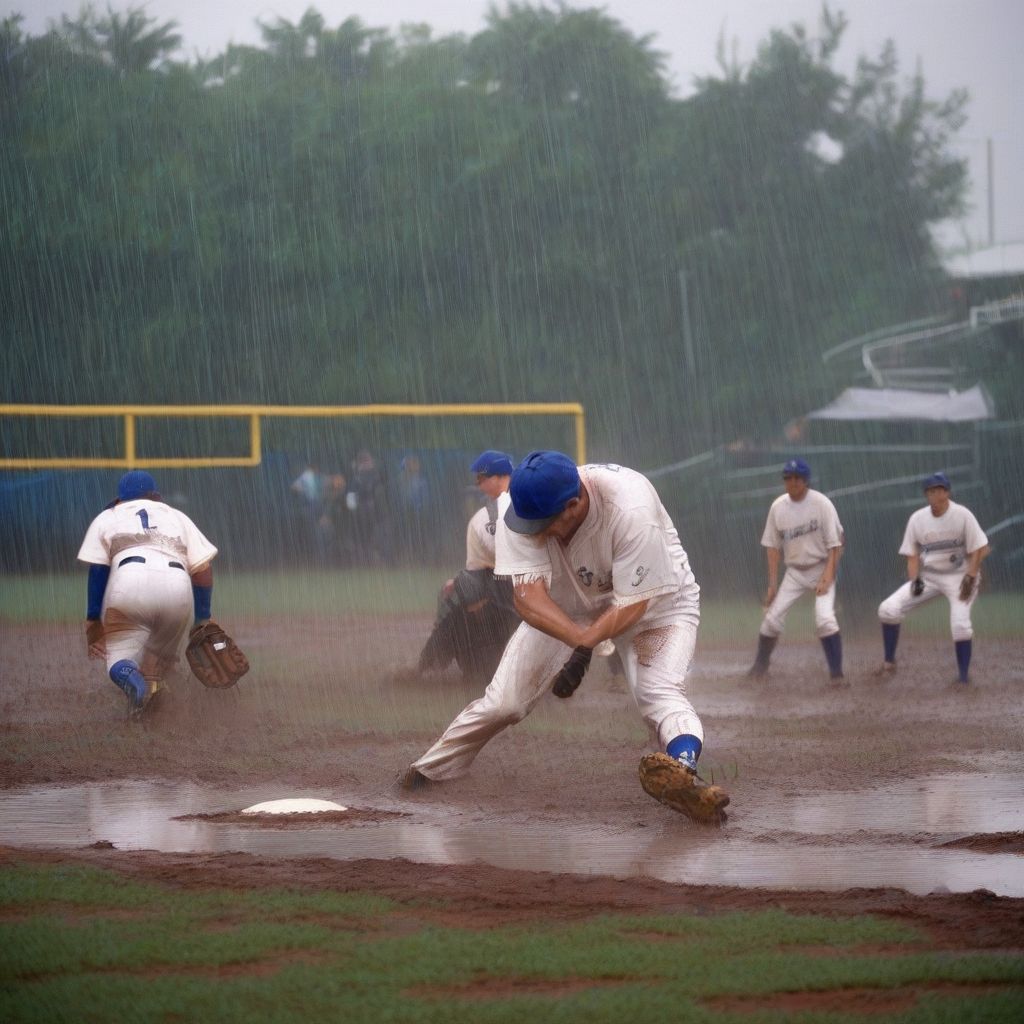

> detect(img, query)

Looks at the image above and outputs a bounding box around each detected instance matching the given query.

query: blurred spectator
[322,472,349,564]
[290,460,329,562]
[346,450,388,564]
[395,454,430,562]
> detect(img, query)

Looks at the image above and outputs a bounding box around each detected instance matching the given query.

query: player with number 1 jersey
[77,470,218,718]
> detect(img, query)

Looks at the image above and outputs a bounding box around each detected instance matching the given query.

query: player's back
[79,499,216,570]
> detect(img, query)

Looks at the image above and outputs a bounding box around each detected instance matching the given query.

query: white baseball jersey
[78,499,218,572]
[495,463,698,626]
[464,501,499,571]
[761,489,843,568]
[78,499,218,680]
[899,500,988,574]
[412,463,705,782]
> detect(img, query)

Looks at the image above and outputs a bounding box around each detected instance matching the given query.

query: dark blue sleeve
[87,564,110,620]
[192,584,212,622]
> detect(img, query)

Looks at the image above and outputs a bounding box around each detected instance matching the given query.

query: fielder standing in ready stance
[875,472,989,684]
[78,470,218,718]
[403,450,729,825]
[746,458,845,680]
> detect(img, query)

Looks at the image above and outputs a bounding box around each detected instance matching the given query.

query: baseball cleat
[639,752,729,826]
[871,662,897,678]
[127,679,164,721]
[399,767,432,791]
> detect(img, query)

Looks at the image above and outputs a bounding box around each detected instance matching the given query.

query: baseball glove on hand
[186,621,249,689]
[911,577,925,597]
[959,574,976,601]
[551,645,592,698]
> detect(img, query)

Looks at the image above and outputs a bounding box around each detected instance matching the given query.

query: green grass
[0,568,443,622]
[2,570,1022,639]
[3,862,1022,1023]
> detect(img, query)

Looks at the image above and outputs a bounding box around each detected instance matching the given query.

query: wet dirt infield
[2,615,1023,948]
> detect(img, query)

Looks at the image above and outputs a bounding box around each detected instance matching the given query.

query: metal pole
[987,137,995,247]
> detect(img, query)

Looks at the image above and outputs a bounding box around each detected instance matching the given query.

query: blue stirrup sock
[954,640,972,683]
[666,734,702,771]
[819,632,843,678]
[882,623,900,663]
[109,660,147,705]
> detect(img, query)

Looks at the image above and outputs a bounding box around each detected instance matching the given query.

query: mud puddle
[1,774,1021,896]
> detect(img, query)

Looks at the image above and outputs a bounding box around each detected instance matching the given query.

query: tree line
[1,3,968,464]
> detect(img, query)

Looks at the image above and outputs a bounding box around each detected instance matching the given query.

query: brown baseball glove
[186,620,249,689]
[639,752,730,826]
[958,574,976,602]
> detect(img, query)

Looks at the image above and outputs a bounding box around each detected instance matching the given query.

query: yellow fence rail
[0,403,587,469]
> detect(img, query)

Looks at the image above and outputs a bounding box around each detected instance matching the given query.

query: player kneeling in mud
[402,451,729,825]
[78,470,222,720]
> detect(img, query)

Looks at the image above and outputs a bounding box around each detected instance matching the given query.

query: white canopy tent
[942,243,1024,280]
[806,384,994,423]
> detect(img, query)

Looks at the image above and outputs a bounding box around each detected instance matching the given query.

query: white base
[241,798,348,815]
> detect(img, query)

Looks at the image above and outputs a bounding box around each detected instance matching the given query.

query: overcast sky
[9,1,1023,249]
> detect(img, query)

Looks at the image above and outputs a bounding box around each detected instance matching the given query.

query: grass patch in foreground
[2,862,1023,1024]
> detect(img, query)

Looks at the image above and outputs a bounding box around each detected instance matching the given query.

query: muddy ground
[2,615,1023,949]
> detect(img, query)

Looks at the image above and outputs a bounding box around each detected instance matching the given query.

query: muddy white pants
[102,556,193,680]
[760,562,839,639]
[411,614,702,781]
[878,571,979,642]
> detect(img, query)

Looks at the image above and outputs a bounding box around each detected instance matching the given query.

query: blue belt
[118,555,186,571]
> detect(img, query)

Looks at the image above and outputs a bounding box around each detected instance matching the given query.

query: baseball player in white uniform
[78,470,219,718]
[417,451,519,682]
[402,450,729,825]
[876,472,989,684]
[459,450,515,580]
[747,458,845,680]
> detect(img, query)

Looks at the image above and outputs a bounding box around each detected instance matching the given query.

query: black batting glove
[551,645,593,698]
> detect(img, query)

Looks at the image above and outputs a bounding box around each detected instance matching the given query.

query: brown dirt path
[2,617,1023,950]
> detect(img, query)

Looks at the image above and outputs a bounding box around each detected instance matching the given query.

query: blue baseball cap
[505,451,581,535]
[923,471,951,491]
[117,470,157,501]
[782,458,811,480]
[470,450,514,477]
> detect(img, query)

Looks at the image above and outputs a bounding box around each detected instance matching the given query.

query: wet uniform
[878,500,988,641]
[410,464,703,780]
[78,498,217,683]
[759,488,843,639]
[464,500,499,571]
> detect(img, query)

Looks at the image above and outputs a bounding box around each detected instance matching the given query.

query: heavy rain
[1,1,1023,1014]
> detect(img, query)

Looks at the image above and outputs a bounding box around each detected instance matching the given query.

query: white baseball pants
[760,562,839,639]
[102,556,193,680]
[411,614,702,781]
[878,571,979,642]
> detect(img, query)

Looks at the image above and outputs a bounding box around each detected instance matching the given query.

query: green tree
[58,3,182,73]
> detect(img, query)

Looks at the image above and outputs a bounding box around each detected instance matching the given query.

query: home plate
[241,798,348,815]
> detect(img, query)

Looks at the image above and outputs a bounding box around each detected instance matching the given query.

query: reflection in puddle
[1,774,1022,897]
